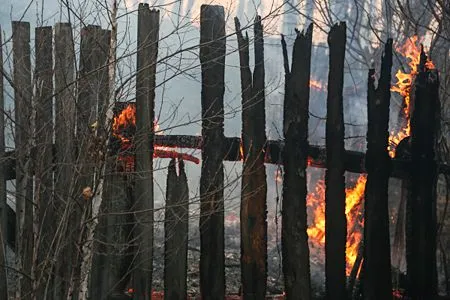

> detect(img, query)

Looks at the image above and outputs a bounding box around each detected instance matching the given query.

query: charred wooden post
[235,16,268,299]
[134,4,159,299]
[164,159,189,299]
[363,39,393,300]
[34,26,54,297]
[407,51,439,299]
[0,25,7,300]
[12,21,34,299]
[280,24,313,300]
[53,22,76,299]
[199,5,226,299]
[325,22,347,300]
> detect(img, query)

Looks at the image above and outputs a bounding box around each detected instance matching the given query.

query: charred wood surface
[363,40,393,300]
[325,22,347,300]
[164,159,189,300]
[53,22,77,299]
[235,16,268,299]
[407,52,440,299]
[199,5,226,299]
[133,4,159,299]
[0,25,7,300]
[12,21,34,300]
[280,25,313,300]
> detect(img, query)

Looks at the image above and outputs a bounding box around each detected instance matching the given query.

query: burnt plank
[325,22,347,300]
[407,52,440,298]
[133,4,159,299]
[199,5,226,299]
[164,159,189,299]
[281,24,313,300]
[363,39,393,299]
[235,16,268,299]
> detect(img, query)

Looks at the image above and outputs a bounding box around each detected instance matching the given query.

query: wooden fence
[0,2,447,300]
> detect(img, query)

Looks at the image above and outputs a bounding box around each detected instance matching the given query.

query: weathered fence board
[133,4,159,299]
[325,22,347,300]
[0,25,8,300]
[53,22,76,299]
[164,158,189,299]
[407,52,440,298]
[199,4,226,299]
[12,21,33,300]
[235,16,268,299]
[281,24,313,300]
[34,26,54,297]
[363,39,393,299]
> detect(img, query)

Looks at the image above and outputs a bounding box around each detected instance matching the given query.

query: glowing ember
[307,174,366,275]
[275,168,283,184]
[388,36,435,157]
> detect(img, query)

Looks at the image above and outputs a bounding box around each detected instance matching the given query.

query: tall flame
[388,36,435,157]
[307,175,366,275]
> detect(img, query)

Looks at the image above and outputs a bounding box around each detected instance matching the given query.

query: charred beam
[325,22,347,300]
[199,5,226,299]
[407,51,439,299]
[133,4,159,299]
[164,159,189,299]
[281,25,313,300]
[363,39,393,299]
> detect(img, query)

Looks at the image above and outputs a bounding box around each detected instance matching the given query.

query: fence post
[164,158,189,299]
[34,26,54,297]
[53,22,76,299]
[134,4,159,299]
[280,24,313,300]
[325,22,347,300]
[407,51,439,298]
[235,16,268,298]
[363,39,393,299]
[0,25,7,300]
[12,21,34,300]
[199,5,226,299]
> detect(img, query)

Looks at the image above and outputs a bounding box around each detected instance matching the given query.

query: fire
[112,104,200,165]
[388,36,435,157]
[307,174,366,275]
[309,79,325,91]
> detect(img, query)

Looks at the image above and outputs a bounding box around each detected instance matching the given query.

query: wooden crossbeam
[2,135,449,182]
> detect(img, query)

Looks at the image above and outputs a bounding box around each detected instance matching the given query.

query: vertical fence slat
[281,24,313,300]
[325,22,347,300]
[134,4,159,299]
[363,39,393,299]
[12,21,33,300]
[165,159,189,299]
[0,25,8,300]
[407,52,439,298]
[199,5,226,299]
[235,16,268,298]
[54,22,76,299]
[34,26,54,297]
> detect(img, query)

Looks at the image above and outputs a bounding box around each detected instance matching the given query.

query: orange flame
[309,79,325,91]
[388,36,435,157]
[112,104,136,143]
[307,174,366,275]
